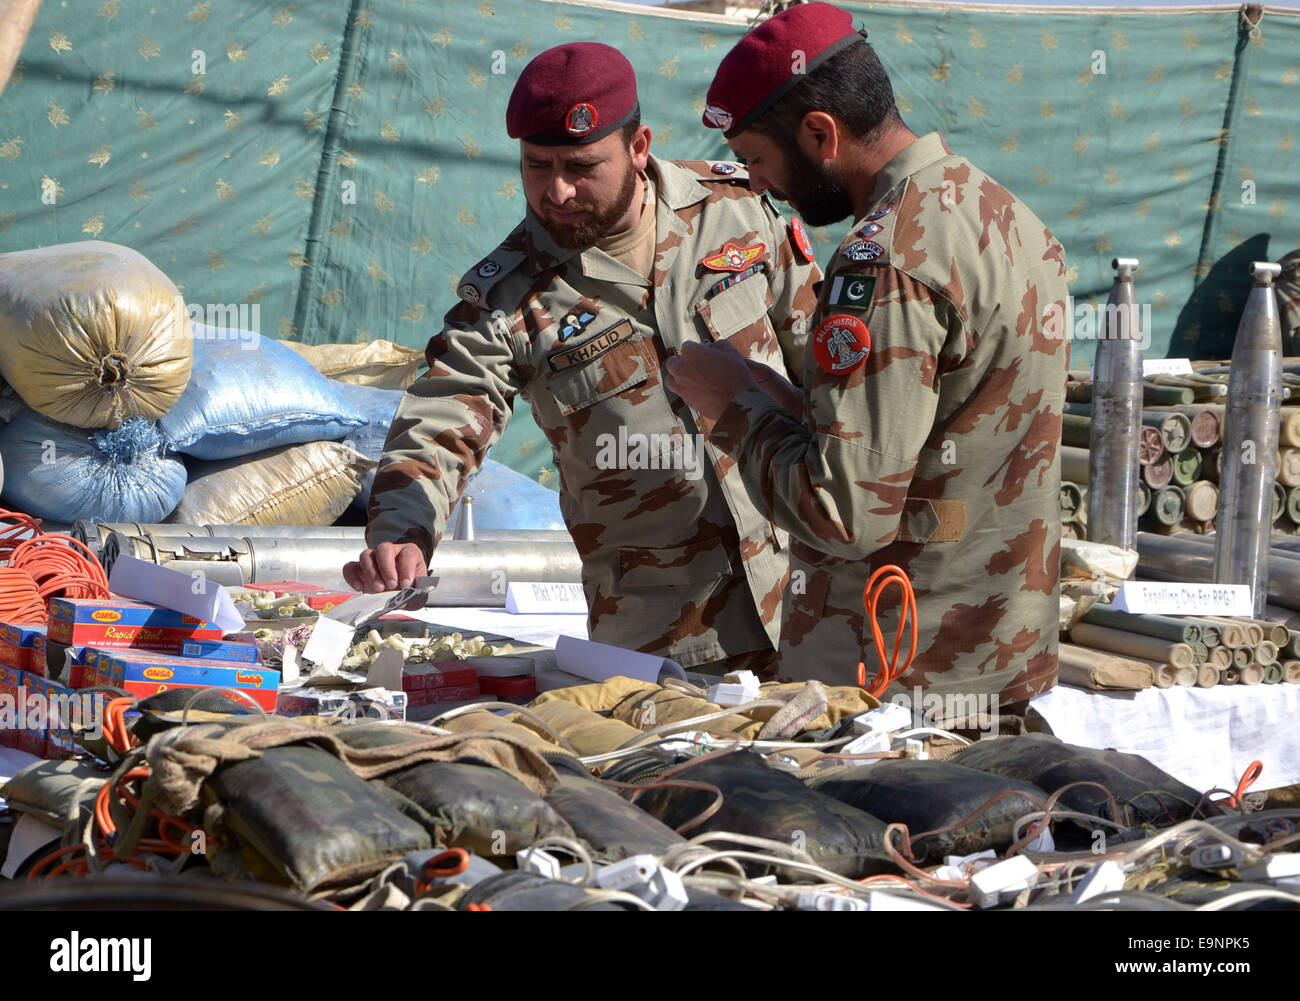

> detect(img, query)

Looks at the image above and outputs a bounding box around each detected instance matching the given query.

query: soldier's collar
[521,156,705,278]
[867,131,953,207]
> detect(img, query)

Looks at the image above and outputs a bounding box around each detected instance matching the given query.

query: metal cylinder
[1059,482,1085,524]
[1060,445,1090,485]
[85,522,368,546]
[1141,454,1174,489]
[1086,260,1149,553]
[1277,448,1300,488]
[1143,405,1224,449]
[1183,480,1219,523]
[1068,621,1195,668]
[1135,531,1300,612]
[104,531,584,601]
[1138,426,1166,466]
[1169,449,1203,487]
[1144,485,1184,525]
[1141,412,1193,455]
[1215,262,1286,618]
[1079,605,1201,645]
[452,496,475,541]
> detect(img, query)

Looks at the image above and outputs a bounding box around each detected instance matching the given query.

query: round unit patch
[710,162,737,175]
[565,102,598,137]
[790,217,816,264]
[457,283,481,305]
[812,313,872,375]
[477,260,501,278]
[843,240,885,263]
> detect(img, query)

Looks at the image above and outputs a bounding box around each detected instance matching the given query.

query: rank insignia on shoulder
[824,273,877,309]
[457,283,481,305]
[710,162,737,175]
[702,241,765,273]
[477,260,501,278]
[559,309,596,341]
[790,217,816,264]
[812,313,872,375]
[842,240,885,263]
[865,205,894,222]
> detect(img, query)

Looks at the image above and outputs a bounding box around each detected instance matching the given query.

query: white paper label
[504,581,587,614]
[1143,358,1194,376]
[1113,581,1252,616]
[299,615,356,674]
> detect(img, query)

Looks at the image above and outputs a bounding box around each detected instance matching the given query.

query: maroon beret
[506,43,639,146]
[704,2,867,138]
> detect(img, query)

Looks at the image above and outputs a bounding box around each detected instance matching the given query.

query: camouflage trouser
[696,647,779,680]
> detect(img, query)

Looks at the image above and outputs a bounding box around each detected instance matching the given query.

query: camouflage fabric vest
[709,133,1069,706]
[367,155,822,668]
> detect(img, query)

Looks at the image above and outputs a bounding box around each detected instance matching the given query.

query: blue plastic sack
[333,381,403,508]
[159,330,365,461]
[457,458,565,531]
[0,408,187,523]
[332,377,562,528]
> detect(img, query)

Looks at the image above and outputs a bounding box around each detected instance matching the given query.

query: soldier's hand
[663,340,759,421]
[746,360,805,416]
[343,541,428,593]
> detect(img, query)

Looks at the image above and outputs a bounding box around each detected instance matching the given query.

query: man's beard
[540,166,640,250]
[771,142,855,227]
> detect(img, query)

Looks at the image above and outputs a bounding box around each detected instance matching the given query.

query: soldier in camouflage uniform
[1278,249,1300,355]
[666,4,1069,710]
[346,43,822,673]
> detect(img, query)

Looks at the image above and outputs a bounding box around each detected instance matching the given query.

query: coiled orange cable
[856,564,918,697]
[0,510,110,624]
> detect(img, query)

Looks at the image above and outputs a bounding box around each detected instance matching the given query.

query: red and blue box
[47,598,223,652]
[83,648,279,711]
[179,640,260,663]
[0,665,22,749]
[0,624,46,674]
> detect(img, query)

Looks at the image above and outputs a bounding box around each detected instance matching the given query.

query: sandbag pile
[5,675,1277,913]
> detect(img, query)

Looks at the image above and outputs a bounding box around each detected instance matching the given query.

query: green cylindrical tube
[1263,663,1283,684]
[1254,640,1279,666]
[1144,484,1183,523]
[1062,413,1093,448]
[1068,622,1196,668]
[1170,449,1203,486]
[1288,486,1300,526]
[1060,445,1090,485]
[1137,481,1151,516]
[1231,646,1253,669]
[1191,640,1210,664]
[1144,385,1195,406]
[1080,605,1202,645]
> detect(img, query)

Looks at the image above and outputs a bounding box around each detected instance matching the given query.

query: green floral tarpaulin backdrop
[1,0,1297,489]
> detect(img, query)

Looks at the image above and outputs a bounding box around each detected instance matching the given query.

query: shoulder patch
[789,217,816,264]
[457,238,527,310]
[675,159,749,183]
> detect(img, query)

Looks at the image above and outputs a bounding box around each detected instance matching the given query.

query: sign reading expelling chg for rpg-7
[1112,581,1253,617]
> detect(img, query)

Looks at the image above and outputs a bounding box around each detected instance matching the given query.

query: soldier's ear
[630,125,652,172]
[798,111,840,165]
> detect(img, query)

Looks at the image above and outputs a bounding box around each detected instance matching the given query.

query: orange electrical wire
[0,512,111,625]
[856,564,918,697]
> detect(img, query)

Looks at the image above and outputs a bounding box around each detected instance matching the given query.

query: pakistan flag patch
[824,273,877,309]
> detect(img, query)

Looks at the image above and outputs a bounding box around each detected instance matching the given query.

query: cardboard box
[0,665,21,748]
[0,623,46,673]
[403,681,481,707]
[86,647,280,695]
[47,598,223,651]
[112,678,278,712]
[400,662,479,693]
[276,686,407,721]
[179,640,261,663]
[15,672,46,755]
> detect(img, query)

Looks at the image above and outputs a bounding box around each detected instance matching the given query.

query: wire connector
[594,855,688,911]
[795,891,868,911]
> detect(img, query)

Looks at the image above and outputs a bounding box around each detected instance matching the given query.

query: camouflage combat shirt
[367,155,822,668]
[709,133,1070,705]
[1278,249,1300,355]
